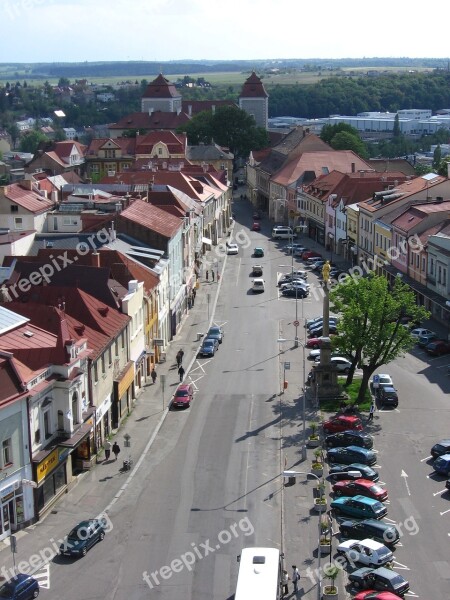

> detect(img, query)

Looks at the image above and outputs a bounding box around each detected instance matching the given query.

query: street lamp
[277,338,307,461]
[281,470,325,600]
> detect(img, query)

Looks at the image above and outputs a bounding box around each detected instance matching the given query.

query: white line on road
[440,508,450,515]
[433,488,447,496]
[401,470,411,496]
[392,560,410,570]
[420,455,431,462]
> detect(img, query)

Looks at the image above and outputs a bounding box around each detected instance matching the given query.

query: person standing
[368,402,375,422]
[292,565,300,593]
[178,365,185,381]
[112,441,120,461]
[205,270,209,282]
[192,288,196,304]
[104,440,111,461]
[281,570,289,596]
[151,368,157,384]
[211,270,215,282]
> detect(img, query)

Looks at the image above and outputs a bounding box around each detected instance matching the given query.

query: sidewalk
[0,242,225,563]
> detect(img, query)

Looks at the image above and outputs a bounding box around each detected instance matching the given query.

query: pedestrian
[176,350,182,368]
[217,271,220,282]
[292,565,300,593]
[206,270,209,282]
[112,441,120,461]
[281,569,289,596]
[192,288,196,302]
[178,365,185,381]
[104,440,111,461]
[179,349,184,363]
[368,402,375,422]
[151,368,157,384]
[211,270,215,282]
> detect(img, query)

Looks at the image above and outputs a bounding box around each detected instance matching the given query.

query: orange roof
[3,182,55,214]
[119,200,182,239]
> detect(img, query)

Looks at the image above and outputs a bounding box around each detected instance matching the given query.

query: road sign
[160,374,166,392]
[293,320,300,327]
[284,362,291,370]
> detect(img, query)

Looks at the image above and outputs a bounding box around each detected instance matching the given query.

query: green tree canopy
[329,131,369,158]
[330,274,430,402]
[19,130,49,153]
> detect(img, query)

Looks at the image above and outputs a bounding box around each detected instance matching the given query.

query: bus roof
[235,547,281,600]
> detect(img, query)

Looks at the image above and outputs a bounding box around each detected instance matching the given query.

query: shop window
[2,438,13,467]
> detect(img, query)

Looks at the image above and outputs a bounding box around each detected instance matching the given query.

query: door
[2,503,10,538]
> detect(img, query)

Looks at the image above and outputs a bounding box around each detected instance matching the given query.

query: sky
[1,0,449,63]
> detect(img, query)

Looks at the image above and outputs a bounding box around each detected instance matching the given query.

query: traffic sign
[284,362,291,370]
[293,320,300,327]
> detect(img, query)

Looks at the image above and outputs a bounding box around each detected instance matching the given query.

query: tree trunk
[357,367,372,404]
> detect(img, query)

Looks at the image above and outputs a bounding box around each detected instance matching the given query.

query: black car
[378,386,398,408]
[281,287,309,298]
[325,430,373,450]
[309,324,338,336]
[339,518,400,547]
[59,518,106,557]
[348,566,409,596]
[329,464,379,483]
[431,439,450,458]
[0,574,39,599]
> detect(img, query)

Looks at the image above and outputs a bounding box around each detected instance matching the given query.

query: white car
[410,327,435,339]
[315,356,352,373]
[336,538,393,568]
[252,278,265,293]
[226,243,239,255]
[370,373,393,395]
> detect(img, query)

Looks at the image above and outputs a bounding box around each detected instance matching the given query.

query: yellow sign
[37,448,59,483]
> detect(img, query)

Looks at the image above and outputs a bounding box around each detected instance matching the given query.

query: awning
[202,237,212,245]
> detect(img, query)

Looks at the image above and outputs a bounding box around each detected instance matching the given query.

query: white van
[252,278,265,293]
[272,226,293,239]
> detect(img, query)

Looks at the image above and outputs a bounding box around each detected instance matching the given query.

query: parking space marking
[190,360,211,373]
[436,362,450,369]
[433,488,447,496]
[420,455,432,462]
[187,374,203,390]
[392,560,410,570]
[440,508,450,515]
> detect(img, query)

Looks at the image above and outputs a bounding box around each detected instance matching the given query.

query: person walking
[112,441,121,461]
[179,349,184,364]
[176,350,182,368]
[151,368,157,384]
[211,270,215,282]
[205,270,209,282]
[178,365,185,381]
[104,440,111,461]
[368,402,375,422]
[281,569,289,596]
[292,565,300,593]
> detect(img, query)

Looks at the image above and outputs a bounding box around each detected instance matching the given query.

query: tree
[7,123,20,149]
[393,113,401,139]
[330,274,430,402]
[329,131,368,158]
[19,130,49,153]
[432,144,442,170]
[437,155,450,176]
[320,123,360,144]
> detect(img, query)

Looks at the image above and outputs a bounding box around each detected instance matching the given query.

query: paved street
[0,195,448,599]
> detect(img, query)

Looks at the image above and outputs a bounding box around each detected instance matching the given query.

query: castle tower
[141,73,182,114]
[238,71,269,130]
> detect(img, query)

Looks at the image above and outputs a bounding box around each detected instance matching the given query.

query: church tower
[238,71,269,129]
[141,74,182,114]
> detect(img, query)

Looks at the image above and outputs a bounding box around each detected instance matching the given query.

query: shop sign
[37,448,59,483]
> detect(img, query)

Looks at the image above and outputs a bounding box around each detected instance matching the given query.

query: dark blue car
[327,445,377,466]
[0,573,39,599]
[328,463,379,483]
[198,338,219,357]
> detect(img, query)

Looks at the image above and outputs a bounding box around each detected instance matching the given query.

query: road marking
[392,560,410,570]
[420,455,431,462]
[433,488,447,496]
[436,362,450,369]
[190,360,210,373]
[440,508,450,515]
[401,470,411,496]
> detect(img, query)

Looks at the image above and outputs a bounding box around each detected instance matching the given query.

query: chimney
[128,279,138,293]
[21,178,33,191]
[91,250,100,267]
[351,163,356,173]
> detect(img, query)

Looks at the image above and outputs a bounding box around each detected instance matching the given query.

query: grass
[319,377,372,413]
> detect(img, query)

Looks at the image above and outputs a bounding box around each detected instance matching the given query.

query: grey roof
[29,233,107,255]
[186,144,233,161]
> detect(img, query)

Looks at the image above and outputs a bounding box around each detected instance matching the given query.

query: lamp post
[277,338,307,461]
[281,470,324,600]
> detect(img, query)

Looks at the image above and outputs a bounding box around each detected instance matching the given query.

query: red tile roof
[110,111,190,131]
[391,201,450,232]
[86,137,136,156]
[3,182,56,214]
[119,199,183,238]
[239,71,268,98]
[0,354,26,406]
[135,131,187,155]
[141,74,180,99]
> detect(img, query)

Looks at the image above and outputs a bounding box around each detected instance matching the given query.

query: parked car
[314,356,351,373]
[59,518,106,557]
[307,315,339,327]
[280,280,310,291]
[0,574,40,600]
[410,327,435,340]
[307,319,339,332]
[332,478,388,501]
[281,287,309,298]
[252,265,263,276]
[433,453,450,476]
[354,591,403,600]
[329,464,379,483]
[431,439,450,458]
[327,446,377,466]
[207,325,224,343]
[253,247,264,257]
[308,324,338,336]
[331,495,387,519]
[278,274,308,287]
[348,567,409,596]
[370,373,394,397]
[252,222,261,231]
[198,338,219,357]
[323,415,363,434]
[306,337,327,350]
[302,250,322,260]
[336,538,393,568]
[325,431,373,450]
[418,332,439,347]
[425,339,450,355]
[377,386,398,408]
[339,519,401,547]
[226,243,239,255]
[171,383,194,408]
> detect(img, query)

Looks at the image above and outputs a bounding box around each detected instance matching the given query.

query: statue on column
[322,260,331,283]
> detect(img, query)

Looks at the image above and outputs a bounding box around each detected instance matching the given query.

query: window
[2,438,13,466]
[115,340,119,357]
[94,362,98,383]
[10,205,18,213]
[430,258,434,275]
[121,332,125,349]
[72,392,79,425]
[43,410,52,439]
[101,355,105,374]
[105,149,116,158]
[14,217,23,230]
[108,347,112,366]
[422,257,426,272]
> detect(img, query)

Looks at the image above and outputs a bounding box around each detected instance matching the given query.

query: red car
[332,478,388,501]
[425,339,450,356]
[302,250,322,260]
[171,384,194,408]
[306,336,335,349]
[323,415,363,434]
[252,222,261,231]
[354,591,402,600]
